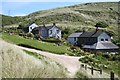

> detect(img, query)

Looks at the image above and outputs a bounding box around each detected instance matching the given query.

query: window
[74,37,77,41]
[101,39,104,41]
[57,30,59,34]
[105,39,108,41]
[50,30,52,34]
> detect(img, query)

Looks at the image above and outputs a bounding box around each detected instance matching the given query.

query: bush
[95,21,108,28]
[26,32,34,38]
[102,54,110,58]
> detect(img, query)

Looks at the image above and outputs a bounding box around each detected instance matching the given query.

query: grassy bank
[1,40,68,78]
[79,53,120,76]
[2,33,73,55]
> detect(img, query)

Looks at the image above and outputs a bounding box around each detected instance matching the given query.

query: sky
[1,0,119,16]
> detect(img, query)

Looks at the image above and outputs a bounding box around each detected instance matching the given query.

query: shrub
[95,21,108,28]
[26,32,34,38]
[102,54,110,58]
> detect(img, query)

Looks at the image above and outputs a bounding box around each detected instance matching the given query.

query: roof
[25,23,38,28]
[79,30,103,37]
[83,42,119,49]
[32,27,42,31]
[32,25,61,31]
[68,32,83,37]
[46,25,61,30]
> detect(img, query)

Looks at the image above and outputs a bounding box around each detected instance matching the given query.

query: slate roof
[68,32,83,37]
[24,23,38,28]
[32,25,61,31]
[83,42,119,49]
[79,30,103,37]
[32,27,42,31]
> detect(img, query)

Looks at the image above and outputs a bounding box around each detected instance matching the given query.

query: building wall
[29,23,38,32]
[78,37,97,46]
[40,27,48,38]
[67,37,78,45]
[48,26,61,39]
[98,32,111,42]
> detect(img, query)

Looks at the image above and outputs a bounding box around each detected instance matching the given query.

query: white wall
[67,37,77,45]
[48,26,61,39]
[98,32,111,42]
[29,23,38,32]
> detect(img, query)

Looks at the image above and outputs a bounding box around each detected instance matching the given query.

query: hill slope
[24,2,118,28]
[2,2,119,41]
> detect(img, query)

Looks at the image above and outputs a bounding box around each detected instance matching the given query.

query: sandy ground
[1,40,119,78]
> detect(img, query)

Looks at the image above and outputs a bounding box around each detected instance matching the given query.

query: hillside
[1,14,22,27]
[2,2,119,27]
[2,2,119,40]
[24,2,118,28]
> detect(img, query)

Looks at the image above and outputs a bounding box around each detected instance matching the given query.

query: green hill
[2,2,119,41]
[24,2,118,28]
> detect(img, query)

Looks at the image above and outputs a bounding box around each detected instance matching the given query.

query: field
[1,40,68,78]
[2,33,74,55]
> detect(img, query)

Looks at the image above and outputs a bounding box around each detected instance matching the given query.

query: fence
[81,64,116,80]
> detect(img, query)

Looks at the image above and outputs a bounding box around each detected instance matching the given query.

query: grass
[75,71,89,79]
[1,40,68,78]
[2,33,74,55]
[79,53,120,76]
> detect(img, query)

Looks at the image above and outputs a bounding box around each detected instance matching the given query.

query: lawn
[2,33,73,55]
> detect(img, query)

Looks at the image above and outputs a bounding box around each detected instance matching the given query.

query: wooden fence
[81,64,116,80]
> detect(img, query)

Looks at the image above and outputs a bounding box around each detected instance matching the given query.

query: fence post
[85,65,87,70]
[110,71,114,80]
[100,69,102,75]
[81,64,84,68]
[91,67,94,75]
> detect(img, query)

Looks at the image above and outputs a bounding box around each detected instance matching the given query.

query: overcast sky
[1,0,119,16]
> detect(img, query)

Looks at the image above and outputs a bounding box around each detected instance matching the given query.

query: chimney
[43,23,45,27]
[53,23,56,26]
[82,27,85,33]
[95,26,99,32]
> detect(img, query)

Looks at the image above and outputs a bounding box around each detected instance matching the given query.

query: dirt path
[1,40,119,78]
[17,46,116,78]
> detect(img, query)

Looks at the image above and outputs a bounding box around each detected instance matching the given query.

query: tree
[95,21,108,28]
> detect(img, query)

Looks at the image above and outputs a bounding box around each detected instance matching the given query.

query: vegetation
[75,71,89,79]
[79,53,120,75]
[2,33,74,55]
[2,14,22,26]
[95,21,109,28]
[2,40,68,78]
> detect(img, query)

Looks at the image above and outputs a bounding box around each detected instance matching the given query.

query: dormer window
[105,39,108,41]
[101,39,104,41]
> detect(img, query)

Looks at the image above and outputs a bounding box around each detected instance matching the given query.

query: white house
[28,23,39,32]
[32,23,61,39]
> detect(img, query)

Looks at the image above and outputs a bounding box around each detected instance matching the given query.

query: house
[68,29,119,52]
[23,23,39,33]
[67,32,82,45]
[32,23,61,39]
